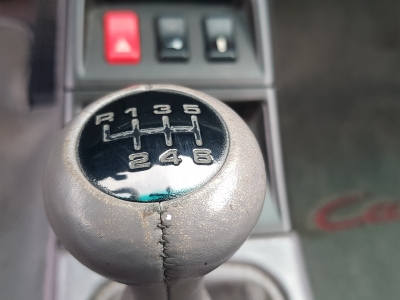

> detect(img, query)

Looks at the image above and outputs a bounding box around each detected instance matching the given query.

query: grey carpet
[273,0,400,299]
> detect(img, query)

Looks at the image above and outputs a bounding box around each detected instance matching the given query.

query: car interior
[1,0,399,299]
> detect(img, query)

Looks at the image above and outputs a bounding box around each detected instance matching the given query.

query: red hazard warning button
[104,11,141,64]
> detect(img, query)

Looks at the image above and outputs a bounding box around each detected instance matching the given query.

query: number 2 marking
[129,152,151,170]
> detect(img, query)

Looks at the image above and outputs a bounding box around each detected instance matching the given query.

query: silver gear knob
[44,85,267,298]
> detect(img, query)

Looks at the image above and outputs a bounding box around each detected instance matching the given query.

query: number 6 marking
[193,149,213,164]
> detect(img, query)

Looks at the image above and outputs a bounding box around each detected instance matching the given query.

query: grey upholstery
[0,17,61,300]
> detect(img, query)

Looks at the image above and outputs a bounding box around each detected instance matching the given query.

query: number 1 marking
[125,108,137,117]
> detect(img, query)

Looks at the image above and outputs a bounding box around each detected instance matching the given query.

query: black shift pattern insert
[78,90,229,203]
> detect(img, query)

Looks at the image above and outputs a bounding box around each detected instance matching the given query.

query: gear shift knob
[44,85,266,298]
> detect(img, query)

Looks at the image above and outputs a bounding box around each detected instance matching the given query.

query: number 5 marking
[183,104,201,114]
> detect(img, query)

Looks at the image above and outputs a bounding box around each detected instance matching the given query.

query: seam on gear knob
[157,203,170,289]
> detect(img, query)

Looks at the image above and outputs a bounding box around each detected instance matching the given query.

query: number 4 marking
[159,149,182,166]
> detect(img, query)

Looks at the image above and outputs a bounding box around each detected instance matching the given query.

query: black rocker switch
[204,16,236,61]
[156,17,189,61]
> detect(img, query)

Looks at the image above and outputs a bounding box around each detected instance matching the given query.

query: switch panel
[72,3,269,90]
[104,11,141,64]
[204,16,236,61]
[156,17,189,61]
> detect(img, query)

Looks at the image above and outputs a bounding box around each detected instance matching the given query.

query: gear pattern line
[103,115,203,151]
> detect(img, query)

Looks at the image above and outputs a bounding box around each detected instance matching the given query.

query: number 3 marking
[154,104,172,114]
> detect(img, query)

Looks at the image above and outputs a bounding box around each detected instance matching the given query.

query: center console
[46,0,313,299]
